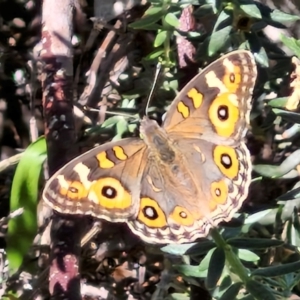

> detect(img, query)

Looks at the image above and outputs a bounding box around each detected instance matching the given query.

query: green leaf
[267,97,288,108]
[129,10,164,29]
[145,49,165,60]
[161,242,198,255]
[251,260,300,277]
[101,116,123,128]
[206,247,225,290]
[145,6,163,16]
[227,238,283,250]
[164,12,180,27]
[154,30,167,47]
[244,209,274,224]
[175,264,207,278]
[238,249,260,262]
[7,137,47,274]
[240,3,262,19]
[270,9,300,24]
[253,150,300,178]
[272,108,300,123]
[219,282,243,300]
[208,9,232,56]
[169,293,190,300]
[280,35,300,58]
[208,25,232,56]
[246,280,276,300]
[254,47,269,68]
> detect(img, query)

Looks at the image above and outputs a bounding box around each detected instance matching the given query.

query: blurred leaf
[145,49,165,60]
[145,6,163,16]
[219,282,243,300]
[116,118,129,136]
[227,238,283,249]
[175,264,207,278]
[206,247,225,290]
[199,247,217,270]
[185,240,216,255]
[154,30,168,47]
[240,3,262,19]
[164,12,179,27]
[161,242,198,255]
[277,186,300,201]
[238,249,260,262]
[270,9,300,24]
[169,293,190,300]
[280,35,300,57]
[129,10,164,29]
[244,209,274,224]
[254,47,269,67]
[246,280,276,300]
[251,260,300,277]
[253,150,300,178]
[208,8,232,56]
[7,137,47,274]
[101,116,123,128]
[272,108,300,123]
[208,25,232,56]
[267,97,288,108]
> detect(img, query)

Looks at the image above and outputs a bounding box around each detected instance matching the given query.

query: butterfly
[43,50,257,244]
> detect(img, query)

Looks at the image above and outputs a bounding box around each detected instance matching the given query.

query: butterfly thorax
[140,116,197,192]
[140,116,176,164]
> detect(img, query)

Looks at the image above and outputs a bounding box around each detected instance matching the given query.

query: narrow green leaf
[227,238,283,249]
[154,30,167,47]
[251,260,300,277]
[145,49,165,60]
[164,12,180,27]
[267,97,288,108]
[208,25,232,56]
[206,247,225,290]
[161,242,198,255]
[175,264,207,278]
[254,47,269,68]
[280,35,300,58]
[145,6,163,16]
[129,10,164,29]
[270,9,300,24]
[244,209,274,224]
[272,108,300,123]
[219,282,243,300]
[240,4,262,19]
[238,249,260,262]
[246,280,276,300]
[253,149,300,178]
[169,293,190,300]
[7,137,47,274]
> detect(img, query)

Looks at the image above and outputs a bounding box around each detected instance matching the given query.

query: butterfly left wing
[43,138,148,222]
[162,50,257,144]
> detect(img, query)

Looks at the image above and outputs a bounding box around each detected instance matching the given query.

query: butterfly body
[43,50,257,244]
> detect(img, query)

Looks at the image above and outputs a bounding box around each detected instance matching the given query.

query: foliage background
[1,0,300,299]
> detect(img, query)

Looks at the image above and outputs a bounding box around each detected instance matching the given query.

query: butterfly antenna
[144,62,162,116]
